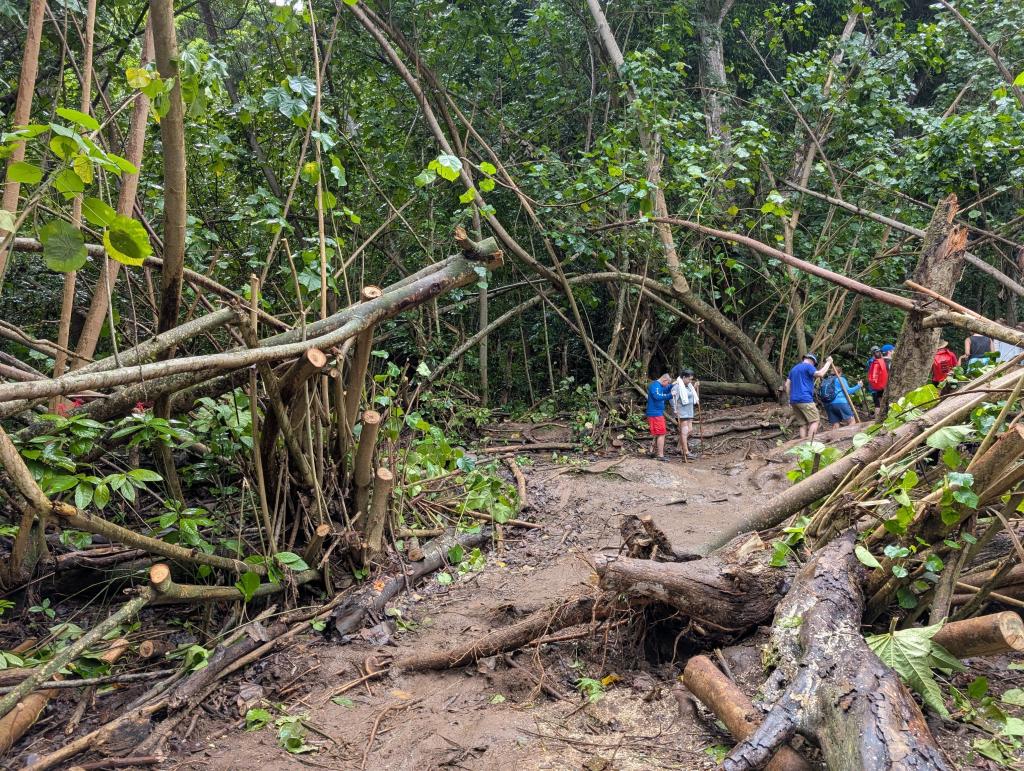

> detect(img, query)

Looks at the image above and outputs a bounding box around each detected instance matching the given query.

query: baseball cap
[881,344,895,352]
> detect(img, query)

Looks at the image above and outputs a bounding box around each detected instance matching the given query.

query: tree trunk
[0,0,46,287]
[882,195,968,413]
[73,24,154,366]
[696,0,735,145]
[724,532,950,771]
[593,532,793,636]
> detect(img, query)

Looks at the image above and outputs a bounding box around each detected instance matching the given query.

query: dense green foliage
[1,0,1022,398]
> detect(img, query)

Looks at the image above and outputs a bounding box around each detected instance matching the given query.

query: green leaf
[855,544,881,569]
[479,161,496,175]
[7,161,43,184]
[330,696,354,707]
[287,75,317,99]
[458,188,476,204]
[414,168,437,187]
[479,177,495,192]
[54,169,85,196]
[235,571,261,603]
[607,165,623,178]
[1002,717,1024,736]
[74,483,93,509]
[128,468,163,482]
[0,209,15,232]
[275,551,310,571]
[416,361,431,377]
[436,571,453,585]
[865,623,964,717]
[926,425,974,451]
[103,215,152,267]
[244,707,272,731]
[39,220,88,272]
[1015,71,1024,88]
[82,197,117,228]
[94,484,110,509]
[56,107,100,132]
[968,676,989,699]
[435,154,462,182]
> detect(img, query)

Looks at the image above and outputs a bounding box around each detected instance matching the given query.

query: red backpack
[868,357,889,391]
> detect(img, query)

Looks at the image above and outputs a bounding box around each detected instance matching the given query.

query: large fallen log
[723,531,950,771]
[594,532,792,636]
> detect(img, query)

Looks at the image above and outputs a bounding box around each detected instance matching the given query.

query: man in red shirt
[932,340,959,387]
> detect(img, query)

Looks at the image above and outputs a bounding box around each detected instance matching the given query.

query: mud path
[179,452,787,770]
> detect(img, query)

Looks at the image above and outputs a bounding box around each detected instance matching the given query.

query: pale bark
[0,0,47,287]
[73,24,154,366]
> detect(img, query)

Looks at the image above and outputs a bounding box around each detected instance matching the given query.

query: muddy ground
[6,441,1023,770]
[172,448,1022,771]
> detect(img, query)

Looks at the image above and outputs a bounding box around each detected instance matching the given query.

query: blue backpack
[819,375,839,403]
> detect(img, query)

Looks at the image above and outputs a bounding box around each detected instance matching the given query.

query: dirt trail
[180,451,787,770]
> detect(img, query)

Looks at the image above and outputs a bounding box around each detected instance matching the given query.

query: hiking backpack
[819,375,839,403]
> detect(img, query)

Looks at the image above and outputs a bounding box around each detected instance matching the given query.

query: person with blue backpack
[820,364,862,427]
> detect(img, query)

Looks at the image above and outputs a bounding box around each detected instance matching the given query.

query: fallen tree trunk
[683,655,810,771]
[723,531,950,771]
[594,532,792,635]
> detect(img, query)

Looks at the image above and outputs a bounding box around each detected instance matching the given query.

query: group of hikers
[646,328,1024,459]
[645,370,700,462]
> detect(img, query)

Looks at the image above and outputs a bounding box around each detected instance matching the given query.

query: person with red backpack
[867,346,889,410]
[932,340,959,387]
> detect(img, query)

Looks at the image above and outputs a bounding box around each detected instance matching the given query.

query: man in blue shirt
[781,352,832,440]
[646,373,673,461]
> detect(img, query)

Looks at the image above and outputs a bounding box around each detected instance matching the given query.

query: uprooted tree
[2,0,1024,767]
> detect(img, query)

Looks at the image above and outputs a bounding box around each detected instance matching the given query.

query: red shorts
[648,416,667,436]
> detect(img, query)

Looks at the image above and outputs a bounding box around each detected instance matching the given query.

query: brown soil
[9,439,1022,770]
[174,451,788,771]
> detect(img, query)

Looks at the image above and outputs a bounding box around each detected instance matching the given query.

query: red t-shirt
[932,348,959,383]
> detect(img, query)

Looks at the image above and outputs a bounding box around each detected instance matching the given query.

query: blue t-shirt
[788,362,817,404]
[646,381,671,417]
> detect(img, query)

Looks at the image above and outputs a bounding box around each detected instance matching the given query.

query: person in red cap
[931,340,959,387]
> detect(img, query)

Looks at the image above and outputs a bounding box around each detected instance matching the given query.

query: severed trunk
[882,195,968,413]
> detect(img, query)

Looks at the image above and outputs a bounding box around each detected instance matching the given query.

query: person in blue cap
[780,352,833,440]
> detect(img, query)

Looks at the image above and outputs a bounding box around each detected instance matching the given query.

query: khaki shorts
[791,402,819,426]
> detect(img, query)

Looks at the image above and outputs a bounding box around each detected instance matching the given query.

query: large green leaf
[865,622,964,717]
[926,424,974,451]
[7,161,42,184]
[56,107,100,132]
[39,220,88,272]
[103,215,152,267]
[82,197,117,228]
[54,169,85,197]
[435,154,462,181]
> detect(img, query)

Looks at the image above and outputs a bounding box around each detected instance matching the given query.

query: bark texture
[882,195,967,412]
[724,532,950,771]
